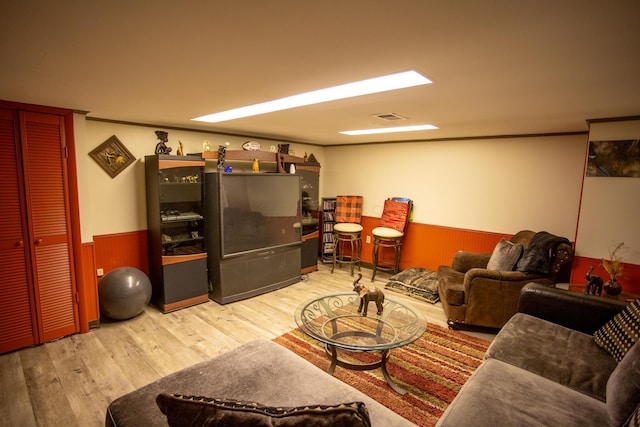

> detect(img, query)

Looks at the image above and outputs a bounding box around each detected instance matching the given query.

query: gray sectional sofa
[436,282,640,427]
[105,338,416,426]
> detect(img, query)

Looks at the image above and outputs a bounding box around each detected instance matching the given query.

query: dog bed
[384,267,440,304]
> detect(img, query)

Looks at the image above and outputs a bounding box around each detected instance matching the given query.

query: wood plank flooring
[0,264,496,427]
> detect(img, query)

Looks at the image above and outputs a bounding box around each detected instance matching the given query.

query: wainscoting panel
[359,218,508,273]
[570,256,640,295]
[93,231,150,277]
[80,242,99,329]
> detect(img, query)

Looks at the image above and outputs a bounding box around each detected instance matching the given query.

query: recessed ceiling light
[192,70,432,123]
[340,124,438,135]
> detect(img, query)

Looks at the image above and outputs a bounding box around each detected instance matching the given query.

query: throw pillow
[486,238,523,271]
[379,199,410,231]
[606,341,640,426]
[156,393,372,427]
[593,299,640,362]
[335,195,363,223]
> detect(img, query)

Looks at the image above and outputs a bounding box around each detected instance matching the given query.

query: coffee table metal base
[324,330,407,394]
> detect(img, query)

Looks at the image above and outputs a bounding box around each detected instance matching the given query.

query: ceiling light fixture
[192,70,432,123]
[340,124,438,135]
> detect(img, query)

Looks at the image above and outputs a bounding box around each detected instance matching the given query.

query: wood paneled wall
[80,243,99,328]
[359,217,509,271]
[93,231,149,277]
[80,225,638,330]
[570,256,640,295]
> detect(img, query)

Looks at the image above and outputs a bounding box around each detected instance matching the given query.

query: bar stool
[331,195,363,276]
[371,198,412,281]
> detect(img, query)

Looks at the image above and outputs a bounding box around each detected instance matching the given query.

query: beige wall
[576,120,640,264]
[322,134,587,239]
[74,116,638,265]
[76,119,323,239]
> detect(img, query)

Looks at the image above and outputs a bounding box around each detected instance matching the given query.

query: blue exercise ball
[98,267,152,320]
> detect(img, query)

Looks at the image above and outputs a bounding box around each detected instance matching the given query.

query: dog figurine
[352,273,384,316]
[585,265,603,296]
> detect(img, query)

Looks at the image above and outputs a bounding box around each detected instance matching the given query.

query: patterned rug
[273,323,490,427]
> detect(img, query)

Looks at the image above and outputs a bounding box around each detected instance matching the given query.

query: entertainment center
[145,150,319,308]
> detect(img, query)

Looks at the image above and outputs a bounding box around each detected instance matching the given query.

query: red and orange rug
[273,323,490,427]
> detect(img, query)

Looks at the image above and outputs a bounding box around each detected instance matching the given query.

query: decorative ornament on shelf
[242,140,261,151]
[217,146,226,169]
[584,265,603,296]
[154,131,171,155]
[601,242,627,296]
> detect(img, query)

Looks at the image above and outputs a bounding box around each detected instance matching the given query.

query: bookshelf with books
[320,197,336,263]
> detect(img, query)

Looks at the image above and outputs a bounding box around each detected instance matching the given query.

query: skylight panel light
[192,70,432,123]
[340,124,438,135]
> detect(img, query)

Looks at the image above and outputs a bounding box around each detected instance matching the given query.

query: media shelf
[145,155,209,313]
[297,162,321,274]
[320,197,336,263]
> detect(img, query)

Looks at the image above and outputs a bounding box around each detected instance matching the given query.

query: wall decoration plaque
[90,135,136,178]
[587,139,640,177]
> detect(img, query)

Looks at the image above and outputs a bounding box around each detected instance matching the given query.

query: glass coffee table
[295,292,427,394]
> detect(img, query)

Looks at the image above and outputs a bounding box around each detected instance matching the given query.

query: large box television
[205,172,302,304]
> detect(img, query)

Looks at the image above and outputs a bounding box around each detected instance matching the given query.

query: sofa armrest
[451,252,491,273]
[517,282,627,334]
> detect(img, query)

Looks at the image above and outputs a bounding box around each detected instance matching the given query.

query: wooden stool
[370,198,412,281]
[371,227,403,280]
[332,223,363,276]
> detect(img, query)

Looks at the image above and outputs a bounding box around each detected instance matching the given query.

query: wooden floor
[0,264,496,427]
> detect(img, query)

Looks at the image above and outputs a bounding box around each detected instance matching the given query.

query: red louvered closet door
[0,109,39,353]
[20,111,79,342]
[0,108,79,354]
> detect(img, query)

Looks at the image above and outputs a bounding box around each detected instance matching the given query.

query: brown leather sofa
[437,230,574,329]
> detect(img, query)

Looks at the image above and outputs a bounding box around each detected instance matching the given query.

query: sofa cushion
[434,359,610,427]
[485,313,618,400]
[156,394,371,427]
[486,238,523,271]
[594,298,640,362]
[606,341,640,426]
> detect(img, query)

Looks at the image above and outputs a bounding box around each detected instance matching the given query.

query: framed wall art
[90,135,136,178]
[586,139,640,177]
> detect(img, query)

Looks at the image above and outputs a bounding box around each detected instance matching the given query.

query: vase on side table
[604,278,622,296]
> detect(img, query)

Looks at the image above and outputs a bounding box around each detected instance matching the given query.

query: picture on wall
[90,135,136,178]
[586,139,640,177]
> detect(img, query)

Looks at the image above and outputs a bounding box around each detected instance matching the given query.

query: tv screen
[217,173,301,258]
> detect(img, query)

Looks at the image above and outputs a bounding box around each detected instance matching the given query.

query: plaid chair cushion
[335,195,363,223]
[379,199,411,232]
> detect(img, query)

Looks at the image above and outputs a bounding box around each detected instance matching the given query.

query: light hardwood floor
[0,264,496,427]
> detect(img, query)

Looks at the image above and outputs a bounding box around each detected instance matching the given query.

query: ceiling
[1,1,639,146]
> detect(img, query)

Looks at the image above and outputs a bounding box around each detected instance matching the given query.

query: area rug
[273,323,490,427]
[385,267,440,303]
